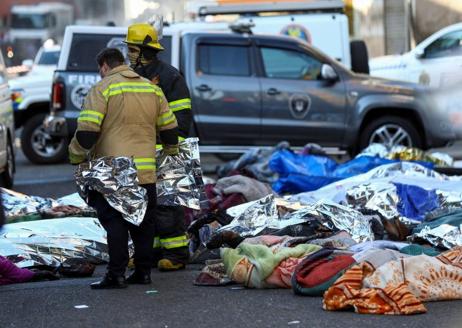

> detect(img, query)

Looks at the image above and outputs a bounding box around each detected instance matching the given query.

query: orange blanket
[323,247,462,315]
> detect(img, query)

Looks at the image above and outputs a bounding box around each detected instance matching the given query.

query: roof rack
[198,0,344,17]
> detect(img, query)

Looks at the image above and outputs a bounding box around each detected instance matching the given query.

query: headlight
[11,88,25,110]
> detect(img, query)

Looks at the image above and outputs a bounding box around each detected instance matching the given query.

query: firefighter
[68,48,179,289]
[124,23,191,271]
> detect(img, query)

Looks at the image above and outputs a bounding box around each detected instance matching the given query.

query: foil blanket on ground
[1,189,96,223]
[0,217,109,268]
[2,188,59,220]
[219,195,374,242]
[346,182,400,220]
[75,157,147,226]
[156,138,206,210]
[346,182,462,224]
[411,224,462,249]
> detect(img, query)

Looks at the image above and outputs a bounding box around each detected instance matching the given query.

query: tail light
[52,82,64,110]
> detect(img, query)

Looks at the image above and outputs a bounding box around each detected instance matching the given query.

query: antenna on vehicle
[229,22,254,35]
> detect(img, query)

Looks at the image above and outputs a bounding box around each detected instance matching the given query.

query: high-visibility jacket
[69,65,178,184]
[134,58,192,141]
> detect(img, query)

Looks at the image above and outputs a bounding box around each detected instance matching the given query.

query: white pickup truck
[9,45,63,164]
[370,22,462,89]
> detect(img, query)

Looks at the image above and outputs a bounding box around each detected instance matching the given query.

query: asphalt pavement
[2,144,462,328]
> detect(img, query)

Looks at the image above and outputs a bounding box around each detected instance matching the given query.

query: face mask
[128,46,150,66]
[128,47,140,66]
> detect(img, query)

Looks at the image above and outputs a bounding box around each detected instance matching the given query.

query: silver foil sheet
[218,195,279,236]
[346,182,462,225]
[2,188,59,220]
[288,200,374,243]
[220,196,374,242]
[0,217,109,268]
[411,224,462,249]
[75,157,147,226]
[290,162,462,206]
[156,138,205,210]
[346,182,400,220]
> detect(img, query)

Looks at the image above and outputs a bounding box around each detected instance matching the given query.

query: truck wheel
[350,40,369,74]
[359,116,423,151]
[21,114,68,164]
[0,137,15,188]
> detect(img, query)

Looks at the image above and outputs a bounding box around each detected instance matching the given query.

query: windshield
[37,50,60,65]
[67,34,172,71]
[11,13,51,29]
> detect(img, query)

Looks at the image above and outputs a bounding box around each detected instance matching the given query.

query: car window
[157,36,172,65]
[425,30,462,59]
[260,47,322,80]
[67,33,172,72]
[37,50,60,65]
[67,34,127,71]
[197,44,250,76]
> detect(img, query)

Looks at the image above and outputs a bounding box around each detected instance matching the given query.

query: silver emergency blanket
[345,181,462,224]
[2,188,59,220]
[219,195,374,242]
[156,138,205,210]
[1,189,96,222]
[75,157,147,226]
[346,182,399,220]
[411,224,462,249]
[218,195,279,236]
[0,217,108,268]
[291,162,462,205]
[288,200,374,243]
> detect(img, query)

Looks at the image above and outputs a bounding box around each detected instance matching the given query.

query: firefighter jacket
[69,65,178,184]
[134,58,192,141]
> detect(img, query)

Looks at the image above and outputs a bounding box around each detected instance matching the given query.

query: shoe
[157,259,185,272]
[126,271,151,284]
[90,274,127,289]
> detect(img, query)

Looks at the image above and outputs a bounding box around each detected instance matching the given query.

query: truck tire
[21,114,68,164]
[0,136,15,188]
[359,116,423,151]
[350,40,369,74]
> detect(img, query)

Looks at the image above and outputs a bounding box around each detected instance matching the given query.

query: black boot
[126,271,151,284]
[91,274,127,289]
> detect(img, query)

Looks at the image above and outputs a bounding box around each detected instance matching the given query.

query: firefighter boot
[157,259,185,272]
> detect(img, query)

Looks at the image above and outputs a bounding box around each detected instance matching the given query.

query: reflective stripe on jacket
[69,65,178,184]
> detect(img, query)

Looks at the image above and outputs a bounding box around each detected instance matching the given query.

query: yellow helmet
[124,23,164,50]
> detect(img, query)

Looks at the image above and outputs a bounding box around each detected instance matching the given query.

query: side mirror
[22,59,33,68]
[321,64,338,81]
[415,48,425,59]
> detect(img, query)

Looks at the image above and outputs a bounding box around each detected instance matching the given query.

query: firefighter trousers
[88,184,157,277]
[153,205,189,265]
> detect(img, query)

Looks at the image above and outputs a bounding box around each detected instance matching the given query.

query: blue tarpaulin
[394,183,439,222]
[270,150,411,194]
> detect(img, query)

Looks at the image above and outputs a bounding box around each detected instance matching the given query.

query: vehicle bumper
[44,111,77,137]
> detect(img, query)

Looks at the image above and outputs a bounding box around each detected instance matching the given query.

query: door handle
[267,88,281,95]
[196,84,211,92]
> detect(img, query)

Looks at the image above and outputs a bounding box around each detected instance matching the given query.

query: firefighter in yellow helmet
[125,23,192,272]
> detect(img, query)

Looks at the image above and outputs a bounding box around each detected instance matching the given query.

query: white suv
[369,22,462,88]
